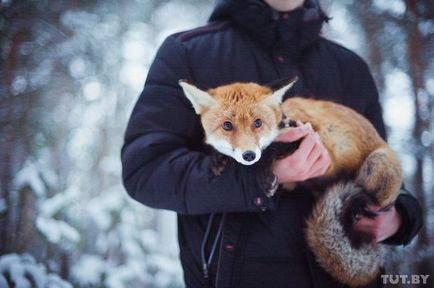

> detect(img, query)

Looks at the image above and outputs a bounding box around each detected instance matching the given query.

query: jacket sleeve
[121,35,277,215]
[349,56,423,246]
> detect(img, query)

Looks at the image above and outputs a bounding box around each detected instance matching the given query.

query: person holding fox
[122,0,423,287]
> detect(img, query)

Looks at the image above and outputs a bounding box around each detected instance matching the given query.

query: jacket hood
[209,0,329,55]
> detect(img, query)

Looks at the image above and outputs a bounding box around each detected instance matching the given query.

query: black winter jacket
[121,1,423,287]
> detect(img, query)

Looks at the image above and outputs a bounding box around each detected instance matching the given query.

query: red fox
[179,79,402,287]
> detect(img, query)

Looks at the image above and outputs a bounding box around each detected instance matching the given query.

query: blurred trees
[335,0,433,285]
[1,0,209,287]
[0,0,433,287]
[404,0,433,279]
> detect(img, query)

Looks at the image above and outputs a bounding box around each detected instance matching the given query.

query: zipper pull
[203,263,210,287]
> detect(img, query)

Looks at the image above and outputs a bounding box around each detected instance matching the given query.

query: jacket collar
[209,0,329,54]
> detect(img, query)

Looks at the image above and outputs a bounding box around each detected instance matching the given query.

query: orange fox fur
[179,80,403,287]
[280,97,402,206]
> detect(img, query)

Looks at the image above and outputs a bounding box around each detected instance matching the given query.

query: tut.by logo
[381,274,430,285]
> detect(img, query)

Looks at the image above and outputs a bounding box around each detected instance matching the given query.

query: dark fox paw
[278,115,297,129]
[256,166,279,197]
[341,190,378,248]
[211,153,229,176]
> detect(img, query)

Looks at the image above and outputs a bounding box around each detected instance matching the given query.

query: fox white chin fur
[207,135,262,165]
[259,128,280,150]
[206,136,234,157]
[207,133,278,165]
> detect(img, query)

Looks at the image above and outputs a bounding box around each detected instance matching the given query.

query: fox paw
[211,153,228,176]
[278,116,297,129]
[256,168,279,197]
[341,189,378,247]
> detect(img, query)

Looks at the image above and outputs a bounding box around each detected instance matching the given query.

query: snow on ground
[0,254,72,288]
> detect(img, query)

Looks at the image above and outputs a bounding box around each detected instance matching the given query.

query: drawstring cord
[200,213,225,287]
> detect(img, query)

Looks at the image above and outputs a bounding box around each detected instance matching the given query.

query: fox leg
[341,147,402,247]
[253,111,297,195]
[256,141,301,197]
[255,148,279,197]
[355,146,402,207]
[211,152,229,176]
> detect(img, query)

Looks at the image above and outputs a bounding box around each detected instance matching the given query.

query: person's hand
[352,204,402,242]
[273,122,331,184]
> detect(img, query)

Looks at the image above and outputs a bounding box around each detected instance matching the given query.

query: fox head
[179,80,296,165]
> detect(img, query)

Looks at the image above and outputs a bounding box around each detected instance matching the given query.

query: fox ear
[263,77,297,107]
[179,80,217,114]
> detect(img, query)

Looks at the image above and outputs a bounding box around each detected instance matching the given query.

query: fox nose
[242,151,256,162]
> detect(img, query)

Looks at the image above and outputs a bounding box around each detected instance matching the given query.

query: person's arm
[348,56,423,245]
[121,35,277,215]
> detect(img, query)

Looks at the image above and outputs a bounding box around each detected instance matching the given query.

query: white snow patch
[71,255,106,286]
[122,40,147,61]
[140,229,159,252]
[99,156,122,175]
[36,217,80,245]
[69,56,87,78]
[399,153,417,181]
[86,189,124,231]
[39,189,77,218]
[153,2,202,38]
[14,160,46,197]
[0,254,72,288]
[373,0,405,16]
[105,261,148,288]
[383,69,415,130]
[327,3,362,52]
[119,62,148,91]
[83,80,102,101]
[426,78,434,95]
[149,254,184,288]
[93,17,120,40]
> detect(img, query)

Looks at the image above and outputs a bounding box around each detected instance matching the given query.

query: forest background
[0,0,433,287]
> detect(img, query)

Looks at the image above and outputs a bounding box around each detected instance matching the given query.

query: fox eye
[254,119,262,128]
[223,121,233,131]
